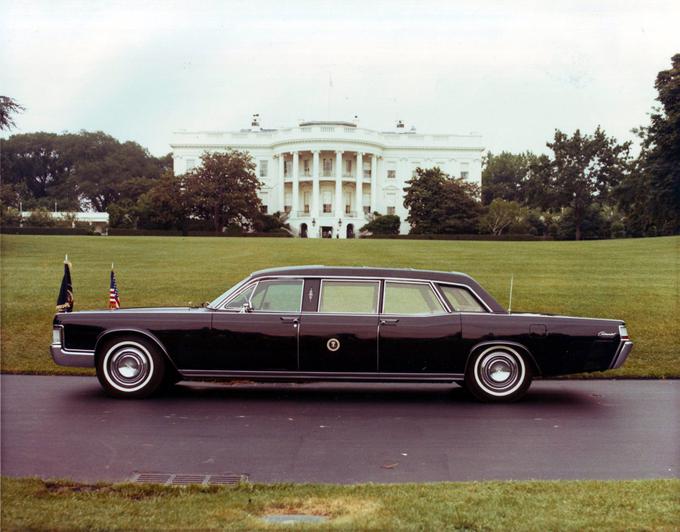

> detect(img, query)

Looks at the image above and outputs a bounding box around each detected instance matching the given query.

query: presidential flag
[109,265,121,309]
[56,255,74,313]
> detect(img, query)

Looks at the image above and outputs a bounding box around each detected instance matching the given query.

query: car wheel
[96,337,165,399]
[465,345,532,402]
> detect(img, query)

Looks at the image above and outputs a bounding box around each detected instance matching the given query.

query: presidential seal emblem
[326,338,340,352]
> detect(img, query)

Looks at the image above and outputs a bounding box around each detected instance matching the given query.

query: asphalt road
[1,375,678,484]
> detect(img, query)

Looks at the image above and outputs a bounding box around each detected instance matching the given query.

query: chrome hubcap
[107,345,150,389]
[477,350,522,393]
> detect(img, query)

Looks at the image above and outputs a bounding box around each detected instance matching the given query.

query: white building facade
[171,119,483,238]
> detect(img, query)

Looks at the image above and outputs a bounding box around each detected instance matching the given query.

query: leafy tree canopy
[185,150,263,234]
[360,213,401,235]
[0,96,24,131]
[403,167,482,234]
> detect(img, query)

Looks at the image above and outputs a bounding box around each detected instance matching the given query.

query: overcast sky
[1,0,678,156]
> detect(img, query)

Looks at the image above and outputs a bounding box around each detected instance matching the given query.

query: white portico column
[335,151,343,219]
[370,154,378,214]
[355,152,363,217]
[292,151,299,217]
[277,154,285,212]
[312,150,320,219]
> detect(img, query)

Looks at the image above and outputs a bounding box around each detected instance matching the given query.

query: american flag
[109,267,120,309]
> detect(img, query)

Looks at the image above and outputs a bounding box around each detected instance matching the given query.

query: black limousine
[51,266,633,402]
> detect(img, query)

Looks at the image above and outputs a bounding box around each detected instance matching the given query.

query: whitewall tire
[96,337,166,398]
[465,345,533,402]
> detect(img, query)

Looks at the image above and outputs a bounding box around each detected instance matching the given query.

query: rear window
[438,284,486,312]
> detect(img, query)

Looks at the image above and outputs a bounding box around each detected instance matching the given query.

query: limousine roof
[249,265,506,312]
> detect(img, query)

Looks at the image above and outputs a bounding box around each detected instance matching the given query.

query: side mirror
[240,301,254,314]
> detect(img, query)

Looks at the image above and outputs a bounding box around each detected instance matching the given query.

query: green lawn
[1,235,678,376]
[2,477,678,531]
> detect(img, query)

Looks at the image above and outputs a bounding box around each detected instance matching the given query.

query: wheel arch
[465,340,541,376]
[94,329,179,372]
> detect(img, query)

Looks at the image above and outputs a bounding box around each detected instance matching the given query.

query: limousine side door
[378,280,463,374]
[298,279,380,373]
[207,279,302,371]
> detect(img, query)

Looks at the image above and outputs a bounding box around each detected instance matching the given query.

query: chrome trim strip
[178,369,464,381]
[610,340,634,369]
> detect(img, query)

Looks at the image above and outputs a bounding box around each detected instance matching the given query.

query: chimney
[251,113,260,131]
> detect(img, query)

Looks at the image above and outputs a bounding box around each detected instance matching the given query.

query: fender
[94,328,179,371]
[465,340,541,376]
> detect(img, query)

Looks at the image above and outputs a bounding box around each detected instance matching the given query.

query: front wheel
[96,337,166,399]
[465,345,533,402]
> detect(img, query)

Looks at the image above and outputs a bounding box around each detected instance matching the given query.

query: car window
[250,280,303,312]
[438,284,486,312]
[319,280,379,314]
[383,282,444,315]
[223,284,256,309]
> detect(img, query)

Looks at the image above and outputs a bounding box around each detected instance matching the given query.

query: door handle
[380,319,399,326]
[280,316,299,324]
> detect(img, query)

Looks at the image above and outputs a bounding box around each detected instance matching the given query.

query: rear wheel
[96,337,165,399]
[465,345,532,402]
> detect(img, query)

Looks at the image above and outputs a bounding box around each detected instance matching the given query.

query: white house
[171,117,484,238]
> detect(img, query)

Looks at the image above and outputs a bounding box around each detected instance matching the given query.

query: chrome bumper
[50,344,95,368]
[609,340,634,370]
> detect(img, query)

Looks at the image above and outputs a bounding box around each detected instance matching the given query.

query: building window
[284,205,292,213]
[363,205,370,214]
[387,169,396,179]
[303,159,310,176]
[186,158,196,172]
[323,191,332,213]
[460,162,470,180]
[303,191,310,213]
[323,158,332,177]
[345,205,351,214]
[387,206,396,215]
[363,160,371,178]
[284,160,291,176]
[259,160,268,177]
[344,159,352,177]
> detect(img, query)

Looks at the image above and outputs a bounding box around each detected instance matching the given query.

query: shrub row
[363,233,552,241]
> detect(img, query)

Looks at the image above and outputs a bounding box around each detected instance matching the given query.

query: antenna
[508,274,514,314]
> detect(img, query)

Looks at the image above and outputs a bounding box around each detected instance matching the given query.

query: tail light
[619,325,629,340]
[52,326,63,346]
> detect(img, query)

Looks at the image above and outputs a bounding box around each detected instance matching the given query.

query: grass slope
[2,477,679,531]
[1,235,678,376]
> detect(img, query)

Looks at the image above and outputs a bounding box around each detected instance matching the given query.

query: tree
[63,131,161,212]
[360,213,401,235]
[137,172,190,232]
[185,150,262,234]
[625,54,680,234]
[0,132,76,205]
[403,167,482,234]
[546,127,631,240]
[481,151,535,205]
[480,199,525,235]
[0,96,24,131]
